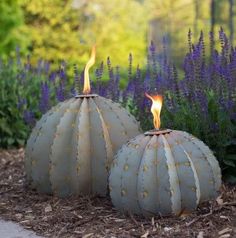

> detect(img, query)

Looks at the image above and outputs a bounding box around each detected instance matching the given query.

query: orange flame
[83,46,96,94]
[145,93,163,129]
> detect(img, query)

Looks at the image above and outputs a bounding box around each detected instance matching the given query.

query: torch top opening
[75,94,98,98]
[144,129,172,136]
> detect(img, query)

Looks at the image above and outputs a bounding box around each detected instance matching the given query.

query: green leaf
[225,154,236,161]
[7,138,15,145]
[223,159,236,167]
[225,175,236,184]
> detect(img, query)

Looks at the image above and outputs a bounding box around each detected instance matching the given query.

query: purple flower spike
[39,82,50,113]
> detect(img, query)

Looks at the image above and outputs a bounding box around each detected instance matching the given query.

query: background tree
[22,0,148,68]
[22,0,86,64]
[1,0,235,68]
[0,0,29,57]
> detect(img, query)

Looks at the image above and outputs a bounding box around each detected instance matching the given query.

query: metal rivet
[143,191,148,198]
[77,165,81,173]
[176,140,182,145]
[153,143,159,148]
[31,160,36,166]
[121,189,126,196]
[153,160,158,166]
[71,123,75,128]
[188,152,192,156]
[135,144,139,148]
[209,180,214,184]
[123,164,129,171]
[166,143,172,149]
[105,161,110,170]
[143,165,148,172]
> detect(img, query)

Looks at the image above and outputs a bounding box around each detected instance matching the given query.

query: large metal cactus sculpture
[109,129,222,216]
[109,93,222,216]
[25,47,141,197]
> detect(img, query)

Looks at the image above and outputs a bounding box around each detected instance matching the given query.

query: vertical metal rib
[119,135,149,214]
[89,98,113,195]
[31,99,73,194]
[137,135,159,216]
[178,144,201,206]
[70,99,83,195]
[161,134,182,215]
[164,131,202,212]
[49,99,79,197]
[94,96,140,152]
[176,131,221,200]
[134,136,153,214]
[74,98,92,194]
[25,109,52,185]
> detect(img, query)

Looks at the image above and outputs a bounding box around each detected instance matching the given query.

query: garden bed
[0,149,235,238]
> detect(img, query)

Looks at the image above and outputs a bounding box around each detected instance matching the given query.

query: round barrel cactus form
[25,95,141,197]
[109,129,222,216]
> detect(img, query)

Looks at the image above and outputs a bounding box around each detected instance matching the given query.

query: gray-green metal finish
[109,130,222,216]
[25,96,141,197]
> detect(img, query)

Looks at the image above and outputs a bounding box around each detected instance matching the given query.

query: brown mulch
[0,149,235,238]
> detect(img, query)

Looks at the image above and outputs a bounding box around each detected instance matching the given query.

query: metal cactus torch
[109,92,222,216]
[25,46,141,197]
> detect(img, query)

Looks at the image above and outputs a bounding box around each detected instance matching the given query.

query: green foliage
[0,60,28,147]
[22,0,87,64]
[0,56,50,148]
[21,0,147,67]
[1,0,236,68]
[0,0,29,57]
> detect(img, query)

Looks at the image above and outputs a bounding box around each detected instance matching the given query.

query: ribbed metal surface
[25,96,141,197]
[109,130,222,216]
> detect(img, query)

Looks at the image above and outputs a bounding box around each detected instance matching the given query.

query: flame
[145,93,163,129]
[83,46,96,94]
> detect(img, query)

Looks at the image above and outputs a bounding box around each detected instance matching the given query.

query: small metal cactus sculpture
[109,93,221,216]
[25,47,141,197]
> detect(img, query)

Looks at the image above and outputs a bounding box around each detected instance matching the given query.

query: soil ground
[0,149,235,238]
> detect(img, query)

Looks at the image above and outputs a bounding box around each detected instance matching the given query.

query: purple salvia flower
[128,53,133,82]
[39,82,50,113]
[56,82,65,102]
[44,61,50,74]
[17,97,27,109]
[23,110,35,127]
[49,72,56,83]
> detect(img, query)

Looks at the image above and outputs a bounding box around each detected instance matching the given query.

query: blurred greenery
[0,0,235,67]
[0,0,29,57]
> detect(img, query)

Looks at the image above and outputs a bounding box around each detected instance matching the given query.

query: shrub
[120,29,236,183]
[1,29,235,182]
